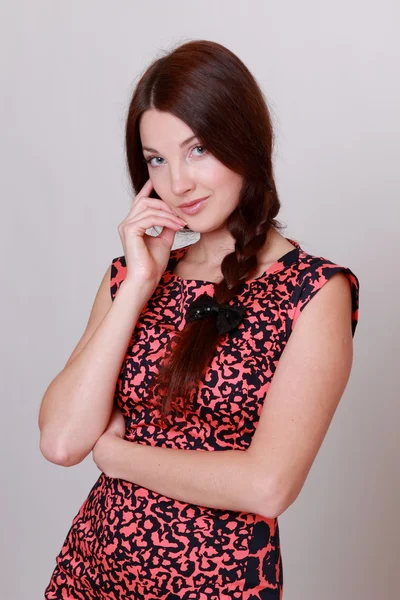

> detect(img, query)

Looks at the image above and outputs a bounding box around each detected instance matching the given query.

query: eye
[192,145,207,157]
[143,145,208,168]
[144,156,165,168]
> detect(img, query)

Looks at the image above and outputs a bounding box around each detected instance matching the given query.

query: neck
[186,227,279,267]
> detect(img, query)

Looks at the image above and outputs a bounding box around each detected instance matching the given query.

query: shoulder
[288,248,360,338]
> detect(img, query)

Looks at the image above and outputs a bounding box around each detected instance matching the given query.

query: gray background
[1,1,399,598]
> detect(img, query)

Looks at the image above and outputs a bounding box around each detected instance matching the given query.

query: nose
[169,162,195,197]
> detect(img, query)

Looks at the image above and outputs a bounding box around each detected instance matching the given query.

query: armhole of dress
[289,259,360,338]
[110,256,127,302]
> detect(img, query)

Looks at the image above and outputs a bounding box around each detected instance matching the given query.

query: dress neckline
[167,237,302,286]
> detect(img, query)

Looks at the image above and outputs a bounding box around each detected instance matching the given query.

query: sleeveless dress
[44,237,360,600]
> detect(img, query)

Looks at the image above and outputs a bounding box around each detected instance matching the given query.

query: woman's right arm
[38,267,151,467]
[38,177,186,467]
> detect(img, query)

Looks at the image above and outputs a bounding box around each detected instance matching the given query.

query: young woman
[40,39,360,599]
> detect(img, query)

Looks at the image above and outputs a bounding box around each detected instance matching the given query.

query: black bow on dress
[186,292,246,335]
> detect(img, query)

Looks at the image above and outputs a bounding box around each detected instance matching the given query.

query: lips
[180,197,209,215]
[179,196,209,208]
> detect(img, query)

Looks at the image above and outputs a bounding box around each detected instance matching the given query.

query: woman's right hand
[117,178,187,290]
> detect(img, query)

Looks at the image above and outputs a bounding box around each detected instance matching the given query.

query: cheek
[207,160,242,191]
[216,172,243,203]
[201,164,232,190]
[148,171,167,195]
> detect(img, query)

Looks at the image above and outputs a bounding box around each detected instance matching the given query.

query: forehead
[139,109,197,150]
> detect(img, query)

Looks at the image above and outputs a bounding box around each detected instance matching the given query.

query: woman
[40,39,360,599]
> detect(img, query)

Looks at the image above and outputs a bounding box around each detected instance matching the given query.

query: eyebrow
[142,135,198,154]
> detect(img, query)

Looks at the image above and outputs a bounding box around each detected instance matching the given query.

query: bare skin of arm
[38,266,152,467]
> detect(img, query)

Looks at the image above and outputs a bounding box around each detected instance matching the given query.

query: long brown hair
[125,39,284,423]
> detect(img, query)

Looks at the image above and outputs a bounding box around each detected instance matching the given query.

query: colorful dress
[44,237,360,599]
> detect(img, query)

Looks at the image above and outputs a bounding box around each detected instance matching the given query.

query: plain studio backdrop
[1,1,399,599]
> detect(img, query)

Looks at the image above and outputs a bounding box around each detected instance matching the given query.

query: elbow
[254,476,293,520]
[39,433,87,467]
[39,437,72,466]
[246,452,302,519]
[256,497,282,520]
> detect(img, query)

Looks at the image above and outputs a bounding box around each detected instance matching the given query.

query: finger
[125,207,186,226]
[163,202,180,217]
[125,179,154,220]
[125,215,185,234]
[122,202,185,231]
[133,178,153,207]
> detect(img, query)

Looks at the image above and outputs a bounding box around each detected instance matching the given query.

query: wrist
[122,276,155,296]
[93,433,120,478]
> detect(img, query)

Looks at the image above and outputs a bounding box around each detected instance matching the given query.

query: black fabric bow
[186,292,246,335]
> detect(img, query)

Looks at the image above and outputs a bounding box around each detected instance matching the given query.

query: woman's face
[139,109,243,233]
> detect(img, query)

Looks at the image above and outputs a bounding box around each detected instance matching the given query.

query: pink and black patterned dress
[44,237,360,599]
